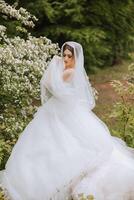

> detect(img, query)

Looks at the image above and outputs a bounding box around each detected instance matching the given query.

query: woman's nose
[64,56,68,62]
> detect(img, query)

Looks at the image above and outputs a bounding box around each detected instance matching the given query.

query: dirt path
[95,81,119,104]
[92,80,122,126]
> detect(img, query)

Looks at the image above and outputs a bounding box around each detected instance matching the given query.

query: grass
[90,60,129,84]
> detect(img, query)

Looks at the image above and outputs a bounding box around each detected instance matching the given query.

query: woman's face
[63,49,75,69]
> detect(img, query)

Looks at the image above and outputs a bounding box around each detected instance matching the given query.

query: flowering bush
[110,63,134,147]
[0,1,59,169]
[0,32,59,168]
[0,0,37,28]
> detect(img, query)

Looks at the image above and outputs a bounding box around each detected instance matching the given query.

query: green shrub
[110,63,134,147]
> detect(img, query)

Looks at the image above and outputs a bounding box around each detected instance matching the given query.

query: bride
[0,41,134,200]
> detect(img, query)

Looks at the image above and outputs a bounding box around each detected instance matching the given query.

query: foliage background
[3,0,134,71]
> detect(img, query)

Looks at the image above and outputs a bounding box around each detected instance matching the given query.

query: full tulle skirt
[0,96,134,200]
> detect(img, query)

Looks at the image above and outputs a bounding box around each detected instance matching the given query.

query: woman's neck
[64,66,75,70]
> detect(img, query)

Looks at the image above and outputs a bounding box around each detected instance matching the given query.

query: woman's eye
[63,54,72,58]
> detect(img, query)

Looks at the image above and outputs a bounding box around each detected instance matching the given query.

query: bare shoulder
[63,68,75,73]
[63,68,75,82]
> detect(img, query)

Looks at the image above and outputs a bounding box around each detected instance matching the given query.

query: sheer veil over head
[61,41,95,110]
[40,41,95,110]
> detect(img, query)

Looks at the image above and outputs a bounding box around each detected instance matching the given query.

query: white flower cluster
[0,28,59,168]
[0,27,59,114]
[0,0,60,170]
[0,31,59,115]
[0,0,38,27]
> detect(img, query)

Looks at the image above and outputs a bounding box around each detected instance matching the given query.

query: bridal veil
[40,41,95,110]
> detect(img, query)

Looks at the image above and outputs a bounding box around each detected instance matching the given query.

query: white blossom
[0,0,38,27]
[0,2,59,170]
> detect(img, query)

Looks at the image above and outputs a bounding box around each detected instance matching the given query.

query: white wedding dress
[0,42,134,200]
